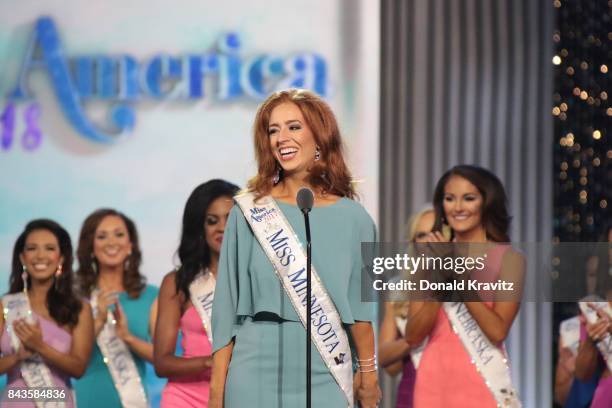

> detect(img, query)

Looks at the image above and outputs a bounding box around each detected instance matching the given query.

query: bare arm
[378,302,409,376]
[405,301,440,346]
[113,298,156,363]
[14,302,94,378]
[575,318,609,381]
[463,302,519,343]
[351,321,381,408]
[209,341,234,408]
[154,273,211,378]
[463,250,523,343]
[554,342,576,406]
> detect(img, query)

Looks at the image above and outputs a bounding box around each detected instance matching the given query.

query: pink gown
[413,245,510,408]
[1,313,75,407]
[160,305,212,407]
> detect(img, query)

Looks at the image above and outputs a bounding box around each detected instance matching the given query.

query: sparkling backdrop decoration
[553,3,610,406]
[553,0,611,243]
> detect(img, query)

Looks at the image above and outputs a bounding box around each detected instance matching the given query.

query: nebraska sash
[578,300,612,371]
[2,292,65,408]
[235,193,354,407]
[444,302,521,407]
[189,269,215,345]
[91,290,148,408]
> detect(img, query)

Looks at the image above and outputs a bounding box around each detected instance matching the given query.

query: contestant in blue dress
[209,89,381,408]
[73,209,159,408]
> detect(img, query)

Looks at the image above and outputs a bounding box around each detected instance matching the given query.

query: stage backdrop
[0,0,379,403]
[0,0,379,288]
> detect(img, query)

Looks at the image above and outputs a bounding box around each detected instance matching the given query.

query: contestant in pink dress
[160,306,213,407]
[154,179,239,408]
[413,245,513,407]
[406,166,522,408]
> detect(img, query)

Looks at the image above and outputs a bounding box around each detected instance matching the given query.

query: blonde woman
[378,206,436,408]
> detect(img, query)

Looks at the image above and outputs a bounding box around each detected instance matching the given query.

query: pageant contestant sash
[395,315,426,368]
[578,300,612,371]
[444,302,521,407]
[559,316,581,355]
[235,193,354,407]
[2,293,65,408]
[189,269,215,345]
[91,290,148,408]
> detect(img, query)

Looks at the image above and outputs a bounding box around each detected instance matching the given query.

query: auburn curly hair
[247,89,355,199]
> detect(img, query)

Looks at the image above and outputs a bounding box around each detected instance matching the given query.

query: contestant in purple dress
[0,219,94,407]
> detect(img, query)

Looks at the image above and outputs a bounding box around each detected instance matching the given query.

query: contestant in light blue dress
[73,208,159,408]
[210,89,381,408]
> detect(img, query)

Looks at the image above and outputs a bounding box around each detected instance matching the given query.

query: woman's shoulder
[337,198,376,226]
[140,283,160,300]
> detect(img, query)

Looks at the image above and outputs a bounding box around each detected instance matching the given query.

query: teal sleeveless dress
[212,198,376,408]
[74,284,158,407]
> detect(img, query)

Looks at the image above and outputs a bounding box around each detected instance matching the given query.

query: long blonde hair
[392,205,436,317]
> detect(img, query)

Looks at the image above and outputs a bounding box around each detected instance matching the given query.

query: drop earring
[314,147,321,161]
[91,254,98,274]
[54,264,63,290]
[21,264,28,292]
[272,164,281,185]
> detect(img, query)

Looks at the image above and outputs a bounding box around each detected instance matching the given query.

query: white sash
[91,290,148,408]
[235,193,354,407]
[189,269,215,345]
[559,316,581,355]
[578,301,612,371]
[444,302,521,407]
[2,293,66,408]
[394,315,426,368]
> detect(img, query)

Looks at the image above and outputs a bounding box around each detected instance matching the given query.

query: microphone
[297,187,314,214]
[296,187,314,408]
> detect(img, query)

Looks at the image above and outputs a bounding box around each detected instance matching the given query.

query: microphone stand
[297,187,314,408]
[303,209,312,408]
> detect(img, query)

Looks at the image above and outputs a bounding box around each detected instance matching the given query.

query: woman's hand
[13,318,44,352]
[15,342,34,361]
[96,290,119,319]
[585,319,610,343]
[355,371,381,408]
[113,301,133,344]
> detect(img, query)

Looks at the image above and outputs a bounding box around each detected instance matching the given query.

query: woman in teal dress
[73,209,159,407]
[210,89,381,408]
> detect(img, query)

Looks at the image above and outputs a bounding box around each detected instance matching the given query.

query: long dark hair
[10,219,82,328]
[432,165,511,242]
[76,209,146,299]
[175,179,240,299]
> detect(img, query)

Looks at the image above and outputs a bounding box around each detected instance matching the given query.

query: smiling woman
[209,89,380,408]
[73,209,159,408]
[0,219,94,408]
[406,165,522,408]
